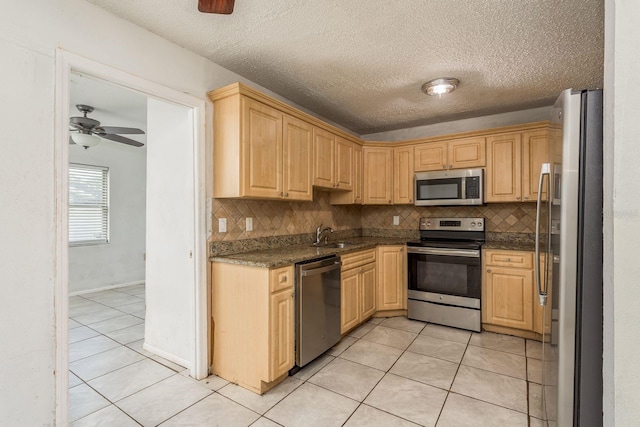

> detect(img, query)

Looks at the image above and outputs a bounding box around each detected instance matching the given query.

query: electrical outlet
[246,217,253,232]
[393,215,400,226]
[218,218,227,233]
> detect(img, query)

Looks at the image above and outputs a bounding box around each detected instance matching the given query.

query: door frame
[54,49,208,425]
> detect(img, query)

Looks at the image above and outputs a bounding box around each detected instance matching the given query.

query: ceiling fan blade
[198,0,235,14]
[100,133,145,147]
[99,126,145,135]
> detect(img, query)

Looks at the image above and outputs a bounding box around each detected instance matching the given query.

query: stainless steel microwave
[414,168,484,206]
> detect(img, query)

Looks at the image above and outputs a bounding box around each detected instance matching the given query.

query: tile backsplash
[210,189,362,241]
[361,203,537,234]
[210,190,537,244]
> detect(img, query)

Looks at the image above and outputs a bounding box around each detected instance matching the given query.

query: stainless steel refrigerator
[534,89,603,426]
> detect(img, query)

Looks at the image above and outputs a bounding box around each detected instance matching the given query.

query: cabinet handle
[449,164,453,169]
[516,196,521,200]
[280,192,284,197]
[409,199,412,202]
[360,268,364,273]
[388,200,392,204]
[487,268,492,273]
[281,275,288,283]
[285,193,289,197]
[442,165,446,169]
[506,258,511,262]
[524,195,530,200]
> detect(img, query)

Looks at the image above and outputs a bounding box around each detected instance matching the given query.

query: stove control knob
[471,222,476,227]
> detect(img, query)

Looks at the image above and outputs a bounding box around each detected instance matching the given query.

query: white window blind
[69,163,110,245]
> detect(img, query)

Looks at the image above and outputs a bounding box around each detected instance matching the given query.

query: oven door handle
[407,247,480,258]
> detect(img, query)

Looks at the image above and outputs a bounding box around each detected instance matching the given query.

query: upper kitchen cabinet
[330,143,363,205]
[208,83,362,201]
[485,126,550,203]
[363,146,393,205]
[313,129,354,191]
[414,137,486,172]
[393,146,414,204]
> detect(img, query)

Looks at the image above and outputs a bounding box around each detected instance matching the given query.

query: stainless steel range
[407,217,485,332]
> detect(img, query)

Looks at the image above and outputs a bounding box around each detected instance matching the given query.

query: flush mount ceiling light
[422,78,460,96]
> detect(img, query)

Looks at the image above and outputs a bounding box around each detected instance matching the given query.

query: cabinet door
[241,98,283,198]
[363,147,393,205]
[360,263,377,320]
[353,144,363,204]
[522,129,550,202]
[486,133,522,202]
[484,266,533,331]
[341,268,361,334]
[335,137,353,190]
[377,246,406,311]
[414,142,447,171]
[282,115,313,201]
[393,146,414,204]
[313,127,335,188]
[448,137,486,169]
[269,288,294,380]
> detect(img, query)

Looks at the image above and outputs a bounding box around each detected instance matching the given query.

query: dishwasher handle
[300,261,341,277]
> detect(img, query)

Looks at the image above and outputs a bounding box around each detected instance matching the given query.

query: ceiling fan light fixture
[422,78,460,96]
[71,132,101,149]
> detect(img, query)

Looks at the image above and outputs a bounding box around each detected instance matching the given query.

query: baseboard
[69,280,145,296]
[143,342,191,372]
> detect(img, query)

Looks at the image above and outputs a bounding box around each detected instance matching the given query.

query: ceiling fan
[198,0,235,14]
[69,104,145,149]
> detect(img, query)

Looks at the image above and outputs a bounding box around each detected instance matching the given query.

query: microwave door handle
[535,163,551,306]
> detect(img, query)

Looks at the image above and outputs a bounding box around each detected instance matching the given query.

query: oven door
[407,246,481,308]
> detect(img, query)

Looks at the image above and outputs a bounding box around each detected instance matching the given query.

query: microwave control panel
[465,176,480,199]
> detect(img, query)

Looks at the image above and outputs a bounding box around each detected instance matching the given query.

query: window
[69,163,110,245]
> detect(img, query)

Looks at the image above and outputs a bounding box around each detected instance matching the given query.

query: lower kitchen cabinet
[482,249,549,339]
[211,262,294,394]
[340,249,377,334]
[376,245,407,312]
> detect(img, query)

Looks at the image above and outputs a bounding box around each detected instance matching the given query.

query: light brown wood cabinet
[485,129,550,203]
[377,245,407,312]
[393,146,414,204]
[313,129,353,191]
[340,249,377,334]
[483,249,550,339]
[211,263,294,394]
[414,137,486,172]
[363,146,393,205]
[211,93,312,201]
[330,144,363,205]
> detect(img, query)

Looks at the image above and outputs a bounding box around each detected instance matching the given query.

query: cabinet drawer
[341,249,376,271]
[270,265,294,293]
[485,250,533,269]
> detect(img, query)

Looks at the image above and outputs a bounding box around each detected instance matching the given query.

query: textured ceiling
[86,0,603,134]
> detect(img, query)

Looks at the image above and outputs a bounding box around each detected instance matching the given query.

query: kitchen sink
[312,242,353,249]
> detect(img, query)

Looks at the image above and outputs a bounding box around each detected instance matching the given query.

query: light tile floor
[69,286,555,426]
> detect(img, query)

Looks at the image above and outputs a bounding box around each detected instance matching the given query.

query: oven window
[409,254,481,299]
[417,178,461,200]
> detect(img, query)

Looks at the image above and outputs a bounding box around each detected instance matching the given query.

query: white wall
[362,106,551,141]
[603,0,640,425]
[68,137,146,294]
[0,0,315,424]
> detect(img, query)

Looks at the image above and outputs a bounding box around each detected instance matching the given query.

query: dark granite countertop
[209,237,410,268]
[483,241,535,251]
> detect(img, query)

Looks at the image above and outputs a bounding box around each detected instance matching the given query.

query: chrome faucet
[314,224,334,246]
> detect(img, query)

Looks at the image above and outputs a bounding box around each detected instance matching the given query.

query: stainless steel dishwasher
[295,256,341,367]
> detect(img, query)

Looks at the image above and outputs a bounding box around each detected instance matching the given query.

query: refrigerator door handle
[535,163,551,306]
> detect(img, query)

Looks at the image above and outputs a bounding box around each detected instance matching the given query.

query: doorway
[55,50,208,425]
